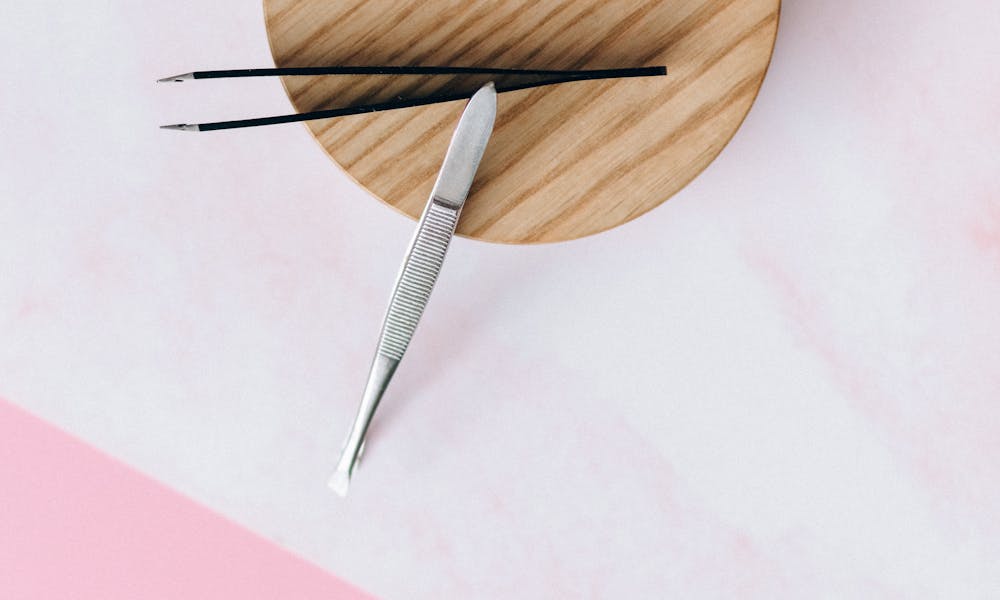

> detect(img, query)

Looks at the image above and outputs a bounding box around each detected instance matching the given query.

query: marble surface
[2,0,999,597]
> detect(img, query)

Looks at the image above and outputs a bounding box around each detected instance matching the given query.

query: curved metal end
[427,81,497,207]
[329,439,366,497]
[328,467,352,497]
[157,72,194,83]
[330,356,398,497]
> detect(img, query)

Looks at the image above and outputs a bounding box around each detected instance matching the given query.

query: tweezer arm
[329,198,462,495]
[159,66,666,131]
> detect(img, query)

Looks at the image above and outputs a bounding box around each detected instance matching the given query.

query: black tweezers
[158,65,666,132]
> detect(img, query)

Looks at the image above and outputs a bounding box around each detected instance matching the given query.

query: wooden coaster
[263,0,780,244]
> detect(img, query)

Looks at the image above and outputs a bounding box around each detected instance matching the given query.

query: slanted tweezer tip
[157,72,194,83]
[160,124,200,132]
[328,469,351,497]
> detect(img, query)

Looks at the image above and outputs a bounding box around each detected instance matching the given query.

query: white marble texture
[2,0,999,597]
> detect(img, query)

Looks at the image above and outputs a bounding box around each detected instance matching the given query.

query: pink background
[0,400,372,599]
[2,0,1000,598]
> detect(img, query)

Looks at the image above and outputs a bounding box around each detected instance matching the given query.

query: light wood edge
[261,0,782,246]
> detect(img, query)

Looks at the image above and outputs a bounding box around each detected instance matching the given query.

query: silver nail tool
[329,82,497,496]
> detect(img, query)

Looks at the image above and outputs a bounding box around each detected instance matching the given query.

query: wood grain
[263,0,780,244]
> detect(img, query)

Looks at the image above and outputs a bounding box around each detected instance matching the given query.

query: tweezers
[329,82,497,496]
[158,64,666,495]
[157,65,666,131]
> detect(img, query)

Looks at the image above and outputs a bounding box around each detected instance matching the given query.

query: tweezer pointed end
[160,123,200,132]
[480,81,497,102]
[157,72,194,83]
[328,468,352,497]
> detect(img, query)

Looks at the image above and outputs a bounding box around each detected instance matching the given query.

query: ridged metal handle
[329,199,461,496]
[377,199,460,360]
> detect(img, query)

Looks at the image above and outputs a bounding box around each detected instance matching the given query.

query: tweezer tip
[157,72,194,83]
[328,469,351,497]
[160,124,200,132]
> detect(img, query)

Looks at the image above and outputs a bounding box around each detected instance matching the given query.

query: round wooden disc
[264,0,780,243]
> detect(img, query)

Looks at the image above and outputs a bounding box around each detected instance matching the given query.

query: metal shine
[330,83,497,496]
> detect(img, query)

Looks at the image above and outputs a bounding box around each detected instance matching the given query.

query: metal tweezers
[158,64,666,495]
[326,82,496,496]
[157,65,665,131]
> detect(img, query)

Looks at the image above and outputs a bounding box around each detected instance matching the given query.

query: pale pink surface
[0,399,373,600]
[2,0,1000,598]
